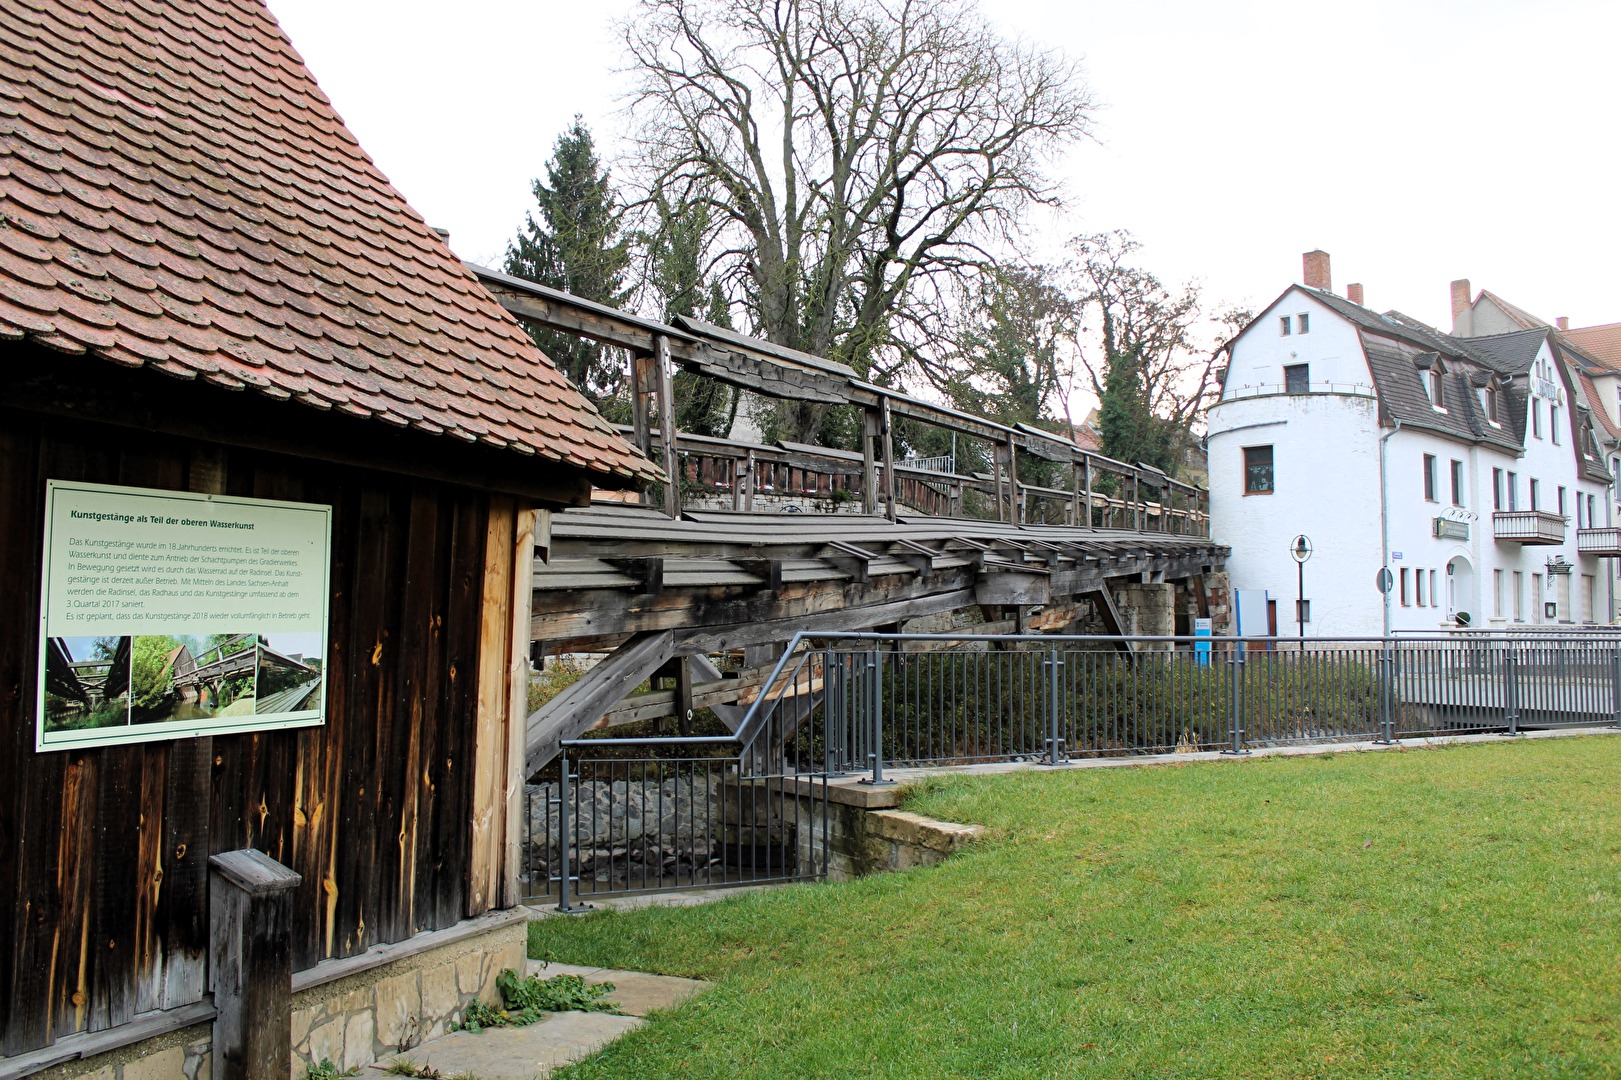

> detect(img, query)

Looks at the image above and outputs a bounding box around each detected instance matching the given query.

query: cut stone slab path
[371,961,706,1080]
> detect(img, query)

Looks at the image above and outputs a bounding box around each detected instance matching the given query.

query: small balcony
[1492,509,1567,545]
[1578,526,1621,557]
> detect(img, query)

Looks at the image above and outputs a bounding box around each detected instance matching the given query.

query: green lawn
[531,737,1621,1078]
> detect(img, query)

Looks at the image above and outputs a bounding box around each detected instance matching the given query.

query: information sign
[36,480,332,750]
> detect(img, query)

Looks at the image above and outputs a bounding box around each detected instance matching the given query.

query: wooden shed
[0,2,655,1078]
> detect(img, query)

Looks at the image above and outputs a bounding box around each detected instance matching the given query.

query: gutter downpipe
[1379,418,1403,636]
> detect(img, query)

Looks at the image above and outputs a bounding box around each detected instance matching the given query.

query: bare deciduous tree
[622,0,1094,440]
[1070,231,1236,478]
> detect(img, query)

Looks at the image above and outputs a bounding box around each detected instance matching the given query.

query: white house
[1207,251,1616,638]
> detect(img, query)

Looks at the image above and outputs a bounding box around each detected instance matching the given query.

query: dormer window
[1483,380,1502,424]
[1426,363,1445,409]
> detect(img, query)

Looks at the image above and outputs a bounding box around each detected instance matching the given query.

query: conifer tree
[505,117,630,401]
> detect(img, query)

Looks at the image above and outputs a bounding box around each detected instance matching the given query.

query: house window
[1532,399,1542,438]
[1589,494,1597,528]
[1283,364,1309,394]
[1530,478,1541,511]
[1450,459,1463,506]
[1431,569,1439,608]
[1513,571,1524,621]
[1295,598,1311,623]
[1400,568,1410,607]
[1493,569,1503,618]
[1484,382,1501,424]
[1578,496,1585,529]
[1552,405,1562,444]
[1507,471,1519,510]
[1297,313,1310,334]
[1492,468,1503,511]
[1279,316,1292,336]
[1244,445,1274,494]
[1417,569,1427,607]
[1423,454,1437,501]
[1558,486,1567,517]
[1429,368,1445,408]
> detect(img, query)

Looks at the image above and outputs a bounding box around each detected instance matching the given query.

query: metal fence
[773,631,1621,779]
[522,667,832,909]
[523,630,1621,907]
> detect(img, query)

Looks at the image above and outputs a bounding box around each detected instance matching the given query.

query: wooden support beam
[861,408,879,516]
[608,557,664,594]
[469,496,516,915]
[740,558,784,592]
[881,397,897,523]
[1083,587,1135,654]
[655,334,680,518]
[502,508,538,909]
[524,630,677,775]
[209,850,301,1080]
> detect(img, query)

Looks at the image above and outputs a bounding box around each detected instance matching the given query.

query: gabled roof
[1562,322,1621,372]
[1455,326,1551,376]
[1476,289,1546,332]
[0,0,657,486]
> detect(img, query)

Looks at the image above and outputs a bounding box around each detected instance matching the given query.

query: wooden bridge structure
[466,265,1230,776]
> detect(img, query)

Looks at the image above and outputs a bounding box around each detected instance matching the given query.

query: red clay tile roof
[0,0,657,486]
[1563,323,1621,373]
[1577,371,1621,442]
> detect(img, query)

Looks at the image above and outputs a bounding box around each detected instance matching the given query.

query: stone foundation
[289,914,528,1076]
[17,913,528,1080]
[787,785,984,881]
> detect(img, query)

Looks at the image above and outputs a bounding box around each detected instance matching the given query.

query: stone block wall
[789,792,983,881]
[26,916,528,1080]
[290,918,528,1076]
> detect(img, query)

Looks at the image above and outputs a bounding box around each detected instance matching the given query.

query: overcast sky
[271,0,1620,341]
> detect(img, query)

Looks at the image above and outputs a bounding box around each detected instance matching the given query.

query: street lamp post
[1290,534,1313,639]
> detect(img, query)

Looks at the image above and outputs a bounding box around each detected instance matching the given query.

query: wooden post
[468,497,515,915]
[674,657,694,735]
[743,448,757,512]
[861,408,879,516]
[210,849,301,1080]
[655,334,680,518]
[1006,440,1020,523]
[1132,474,1141,531]
[502,508,537,909]
[1083,458,1093,529]
[1069,462,1081,526]
[631,351,654,508]
[880,397,897,522]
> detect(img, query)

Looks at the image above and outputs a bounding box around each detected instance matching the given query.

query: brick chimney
[1346,282,1365,306]
[1302,250,1331,292]
[1450,279,1471,325]
[1556,316,1570,331]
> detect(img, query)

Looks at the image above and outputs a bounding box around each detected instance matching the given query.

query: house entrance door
[1556,573,1572,622]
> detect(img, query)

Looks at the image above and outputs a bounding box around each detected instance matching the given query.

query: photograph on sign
[36,480,332,751]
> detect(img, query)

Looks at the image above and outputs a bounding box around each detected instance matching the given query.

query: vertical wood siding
[0,412,502,1056]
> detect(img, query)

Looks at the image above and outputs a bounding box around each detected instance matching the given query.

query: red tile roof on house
[1563,322,1621,373]
[1578,371,1621,442]
[0,0,657,486]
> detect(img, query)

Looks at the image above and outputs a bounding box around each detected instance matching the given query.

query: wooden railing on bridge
[469,263,1209,537]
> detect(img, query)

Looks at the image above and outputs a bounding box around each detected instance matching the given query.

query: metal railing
[752,631,1621,781]
[523,630,1621,905]
[522,660,832,909]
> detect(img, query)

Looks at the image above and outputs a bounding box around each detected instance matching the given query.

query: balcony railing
[1493,510,1568,545]
[1578,527,1621,556]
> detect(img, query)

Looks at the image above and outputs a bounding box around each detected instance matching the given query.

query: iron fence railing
[522,660,833,909]
[764,632,1621,780]
[523,631,1621,907]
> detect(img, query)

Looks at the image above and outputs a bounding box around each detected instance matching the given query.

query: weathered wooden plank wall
[0,409,510,1057]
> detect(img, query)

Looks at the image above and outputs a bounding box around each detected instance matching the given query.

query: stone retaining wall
[787,788,984,881]
[22,915,527,1080]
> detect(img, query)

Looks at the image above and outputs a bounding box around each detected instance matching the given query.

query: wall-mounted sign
[36,480,332,751]
[1432,518,1470,540]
